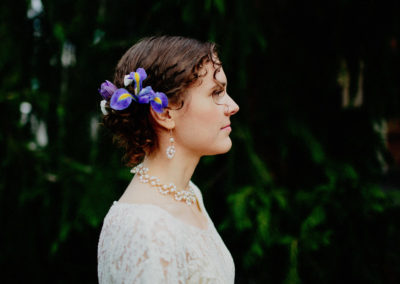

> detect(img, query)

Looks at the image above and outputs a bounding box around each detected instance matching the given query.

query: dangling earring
[166,129,175,159]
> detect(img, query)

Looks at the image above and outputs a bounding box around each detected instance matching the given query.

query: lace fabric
[97,182,235,283]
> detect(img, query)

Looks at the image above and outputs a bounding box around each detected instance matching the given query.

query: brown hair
[101,36,221,167]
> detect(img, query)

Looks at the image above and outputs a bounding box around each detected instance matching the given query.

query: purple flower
[150,92,168,113]
[110,88,136,110]
[137,86,168,113]
[137,86,155,104]
[99,80,117,100]
[100,67,167,113]
[124,68,147,95]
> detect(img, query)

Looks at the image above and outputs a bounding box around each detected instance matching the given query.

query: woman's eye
[213,90,224,97]
[212,89,226,104]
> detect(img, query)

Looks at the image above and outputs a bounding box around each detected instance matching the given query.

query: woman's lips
[221,124,231,130]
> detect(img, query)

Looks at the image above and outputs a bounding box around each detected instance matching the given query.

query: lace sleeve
[98,204,188,284]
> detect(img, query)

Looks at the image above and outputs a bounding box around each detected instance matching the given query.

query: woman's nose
[224,94,239,115]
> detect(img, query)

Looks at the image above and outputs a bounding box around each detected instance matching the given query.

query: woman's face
[173,62,239,158]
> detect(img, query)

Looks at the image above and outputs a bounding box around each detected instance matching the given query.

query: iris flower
[100,67,168,113]
[124,68,147,95]
[138,86,168,113]
[99,80,117,100]
[110,88,136,110]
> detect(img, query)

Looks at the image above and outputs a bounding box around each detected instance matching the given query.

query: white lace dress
[97,181,235,283]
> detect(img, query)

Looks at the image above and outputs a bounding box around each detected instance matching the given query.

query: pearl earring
[166,129,175,159]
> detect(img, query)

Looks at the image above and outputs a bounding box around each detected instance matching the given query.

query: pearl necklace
[130,164,197,205]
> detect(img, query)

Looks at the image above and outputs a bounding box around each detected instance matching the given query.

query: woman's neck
[141,147,200,191]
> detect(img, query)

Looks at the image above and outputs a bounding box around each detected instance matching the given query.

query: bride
[97,35,239,283]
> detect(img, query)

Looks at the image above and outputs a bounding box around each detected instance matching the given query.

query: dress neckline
[113,201,212,232]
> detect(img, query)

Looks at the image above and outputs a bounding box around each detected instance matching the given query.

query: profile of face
[171,62,239,158]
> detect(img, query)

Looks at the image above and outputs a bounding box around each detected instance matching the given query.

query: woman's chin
[207,139,233,156]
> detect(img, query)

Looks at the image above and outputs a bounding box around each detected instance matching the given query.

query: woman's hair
[101,36,221,167]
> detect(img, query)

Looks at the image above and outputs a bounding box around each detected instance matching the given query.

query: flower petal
[137,86,154,104]
[124,74,134,87]
[100,100,108,115]
[150,100,164,113]
[110,88,135,110]
[132,68,147,95]
[136,68,147,82]
[123,68,148,93]
[150,92,168,113]
[99,80,117,100]
[155,92,168,108]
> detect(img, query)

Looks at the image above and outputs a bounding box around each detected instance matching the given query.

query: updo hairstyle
[101,36,221,167]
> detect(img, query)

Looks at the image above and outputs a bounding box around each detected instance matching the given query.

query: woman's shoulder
[99,202,185,247]
[100,180,207,236]
[103,201,179,229]
[98,202,188,283]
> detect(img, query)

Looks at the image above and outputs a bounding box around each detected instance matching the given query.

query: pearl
[130,163,196,206]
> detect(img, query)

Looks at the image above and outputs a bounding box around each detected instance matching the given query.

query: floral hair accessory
[110,88,136,110]
[100,100,108,115]
[98,68,168,114]
[99,80,117,100]
[124,68,147,95]
[137,86,169,113]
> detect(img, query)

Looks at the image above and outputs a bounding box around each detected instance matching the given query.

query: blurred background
[1,0,400,283]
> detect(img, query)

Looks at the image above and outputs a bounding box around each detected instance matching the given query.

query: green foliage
[1,0,400,283]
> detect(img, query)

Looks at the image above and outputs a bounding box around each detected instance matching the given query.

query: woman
[97,36,239,283]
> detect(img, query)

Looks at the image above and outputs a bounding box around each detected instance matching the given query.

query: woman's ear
[150,107,175,130]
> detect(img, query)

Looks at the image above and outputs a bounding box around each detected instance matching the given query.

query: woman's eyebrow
[210,81,227,91]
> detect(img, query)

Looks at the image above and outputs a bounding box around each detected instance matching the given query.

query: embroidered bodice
[97,181,235,283]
